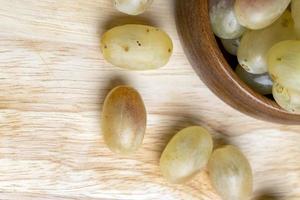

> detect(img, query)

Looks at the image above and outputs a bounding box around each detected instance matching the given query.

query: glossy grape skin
[235,65,273,95]
[292,0,300,38]
[273,82,300,114]
[268,40,300,91]
[209,0,245,39]
[101,24,173,70]
[208,145,253,200]
[221,37,241,55]
[114,0,153,15]
[160,126,213,184]
[102,86,147,155]
[235,0,291,30]
[238,11,296,74]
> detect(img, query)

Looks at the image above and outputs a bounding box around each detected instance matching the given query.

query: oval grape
[102,86,147,155]
[235,65,273,95]
[160,126,213,184]
[235,0,291,30]
[208,145,253,200]
[268,40,300,91]
[114,0,153,15]
[221,37,241,56]
[101,24,173,70]
[273,82,300,114]
[209,0,245,39]
[238,11,296,74]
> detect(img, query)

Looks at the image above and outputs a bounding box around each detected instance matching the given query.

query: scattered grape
[102,86,147,155]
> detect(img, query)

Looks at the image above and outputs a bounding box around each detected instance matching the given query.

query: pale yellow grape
[268,40,300,91]
[101,24,173,70]
[238,11,296,74]
[235,0,291,30]
[209,0,245,39]
[208,145,253,200]
[102,86,147,155]
[114,0,153,15]
[273,82,300,114]
[160,126,213,184]
[292,0,300,38]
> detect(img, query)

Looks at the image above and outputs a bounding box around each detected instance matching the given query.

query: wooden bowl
[176,0,300,124]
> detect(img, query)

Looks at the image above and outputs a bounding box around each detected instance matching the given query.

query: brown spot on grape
[124,46,129,52]
[136,41,142,46]
[146,29,150,33]
[241,64,250,72]
[277,57,282,61]
[104,45,108,49]
[168,48,171,53]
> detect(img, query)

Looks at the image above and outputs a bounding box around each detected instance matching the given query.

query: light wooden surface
[0,0,300,199]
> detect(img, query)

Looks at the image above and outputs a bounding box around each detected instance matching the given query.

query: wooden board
[0,0,300,199]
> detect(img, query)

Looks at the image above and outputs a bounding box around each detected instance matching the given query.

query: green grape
[273,82,300,114]
[235,65,273,95]
[268,40,300,91]
[209,0,245,39]
[292,0,300,38]
[114,0,153,15]
[101,24,173,70]
[238,11,296,74]
[208,145,253,200]
[160,126,213,184]
[235,0,291,30]
[102,86,147,155]
[221,37,241,56]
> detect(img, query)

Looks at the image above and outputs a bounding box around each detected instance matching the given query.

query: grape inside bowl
[176,0,300,124]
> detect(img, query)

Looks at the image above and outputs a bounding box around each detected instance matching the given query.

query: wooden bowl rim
[175,0,300,124]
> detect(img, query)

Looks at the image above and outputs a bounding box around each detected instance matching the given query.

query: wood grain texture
[176,0,300,124]
[0,0,299,199]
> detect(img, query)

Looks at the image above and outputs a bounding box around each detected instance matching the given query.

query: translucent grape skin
[221,37,241,56]
[235,65,273,95]
[292,0,300,38]
[114,0,153,15]
[237,11,296,74]
[209,0,245,39]
[101,24,173,70]
[235,0,291,30]
[208,145,253,200]
[268,40,300,91]
[102,86,147,155]
[160,126,213,184]
[273,82,300,114]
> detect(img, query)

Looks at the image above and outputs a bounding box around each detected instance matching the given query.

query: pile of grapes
[209,0,300,113]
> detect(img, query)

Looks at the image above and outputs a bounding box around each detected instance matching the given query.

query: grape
[268,40,300,91]
[102,86,147,155]
[160,126,213,184]
[292,0,300,38]
[221,37,241,55]
[114,0,153,15]
[209,0,245,39]
[101,24,173,70]
[235,0,291,30]
[238,11,296,74]
[208,145,253,200]
[235,65,273,95]
[273,82,300,114]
